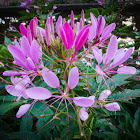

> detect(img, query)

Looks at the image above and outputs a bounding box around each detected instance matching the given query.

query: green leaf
[4,36,11,45]
[102,74,133,91]
[85,8,100,18]
[8,131,40,140]
[111,89,140,101]
[20,112,33,132]
[133,107,140,133]
[0,101,24,114]
[0,95,18,102]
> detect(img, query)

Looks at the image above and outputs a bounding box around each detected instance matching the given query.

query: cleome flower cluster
[3,10,136,122]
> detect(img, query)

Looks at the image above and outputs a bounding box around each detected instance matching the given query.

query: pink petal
[79,108,89,121]
[32,17,38,26]
[8,45,26,67]
[21,36,31,57]
[111,48,133,68]
[42,68,60,88]
[95,65,105,75]
[45,24,51,46]
[68,67,79,89]
[104,35,118,64]
[98,90,111,101]
[90,12,97,28]
[33,19,37,38]
[5,85,19,96]
[88,95,95,103]
[30,39,39,64]
[88,24,96,42]
[92,46,102,64]
[76,22,80,36]
[38,27,45,37]
[81,9,85,25]
[29,17,38,38]
[100,23,116,41]
[110,48,125,67]
[26,57,36,70]
[3,71,25,76]
[56,16,62,36]
[71,10,74,29]
[75,24,90,53]
[19,23,27,37]
[16,104,31,118]
[73,97,94,107]
[96,15,105,38]
[26,87,52,100]
[104,102,120,111]
[59,22,74,50]
[38,27,44,43]
[27,25,32,44]
[14,40,21,49]
[117,66,136,74]
[50,15,54,35]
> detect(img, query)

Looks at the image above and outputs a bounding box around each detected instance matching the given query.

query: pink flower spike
[19,23,27,37]
[26,87,52,100]
[59,22,74,50]
[92,46,102,65]
[96,15,105,38]
[104,102,120,111]
[79,108,89,121]
[30,39,39,64]
[73,97,94,107]
[16,104,31,118]
[71,10,74,29]
[21,36,31,57]
[104,35,118,64]
[42,68,60,88]
[68,67,79,89]
[75,24,90,53]
[117,66,136,74]
[98,90,111,101]
[8,45,27,67]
